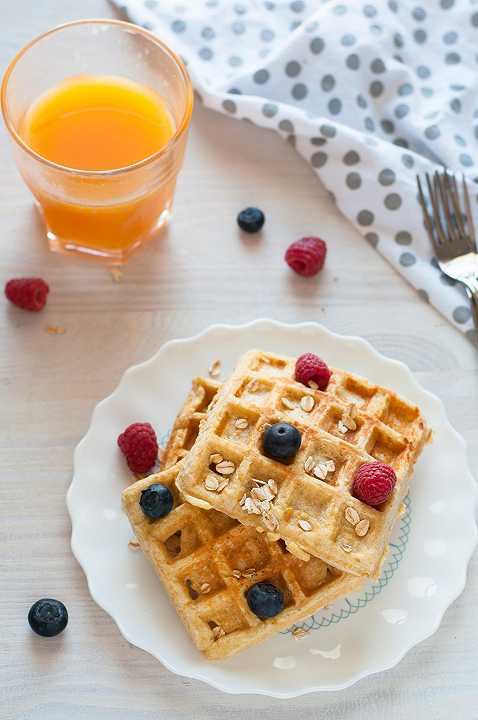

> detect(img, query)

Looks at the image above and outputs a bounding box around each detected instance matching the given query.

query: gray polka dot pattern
[378,168,396,185]
[130,0,478,340]
[445,52,461,65]
[341,34,356,47]
[253,69,269,84]
[346,172,362,189]
[394,104,409,119]
[453,306,471,323]
[384,193,402,210]
[413,7,426,21]
[222,99,236,113]
[400,252,416,266]
[416,65,431,79]
[395,230,412,245]
[201,26,215,40]
[199,47,213,60]
[321,74,335,91]
[228,55,243,67]
[370,81,384,98]
[261,28,275,42]
[365,232,379,247]
[370,58,386,74]
[311,151,328,168]
[262,102,278,118]
[292,83,308,100]
[320,124,336,138]
[310,37,325,54]
[278,119,294,133]
[357,94,368,109]
[344,150,360,165]
[357,210,374,226]
[398,83,413,96]
[328,98,342,114]
[171,19,186,33]
[286,60,301,77]
[425,125,440,140]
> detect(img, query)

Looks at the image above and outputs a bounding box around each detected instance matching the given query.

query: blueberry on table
[246,582,284,619]
[263,422,302,462]
[237,207,265,233]
[28,598,68,637]
[140,483,174,519]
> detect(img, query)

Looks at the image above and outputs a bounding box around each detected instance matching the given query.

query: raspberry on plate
[285,236,327,277]
[352,462,397,506]
[295,352,331,391]
[5,277,49,311]
[118,422,158,474]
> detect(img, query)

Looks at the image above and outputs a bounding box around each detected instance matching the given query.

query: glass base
[38,204,172,264]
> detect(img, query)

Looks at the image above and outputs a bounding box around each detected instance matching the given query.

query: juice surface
[20,74,175,170]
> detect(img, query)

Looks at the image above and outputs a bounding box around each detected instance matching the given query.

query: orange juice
[18,75,178,257]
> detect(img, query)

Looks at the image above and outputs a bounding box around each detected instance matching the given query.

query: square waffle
[176,350,431,577]
[162,376,220,469]
[122,463,364,659]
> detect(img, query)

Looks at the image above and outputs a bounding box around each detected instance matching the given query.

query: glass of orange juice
[1,19,193,262]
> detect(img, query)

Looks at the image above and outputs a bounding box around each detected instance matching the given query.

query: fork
[417,170,478,333]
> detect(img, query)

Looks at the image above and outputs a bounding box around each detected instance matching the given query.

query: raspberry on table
[295,352,331,391]
[285,236,327,277]
[352,462,397,507]
[4,277,49,311]
[118,422,158,474]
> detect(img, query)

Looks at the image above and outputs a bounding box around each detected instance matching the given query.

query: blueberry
[263,422,301,462]
[237,207,265,233]
[28,598,68,637]
[246,582,284,619]
[140,483,174,519]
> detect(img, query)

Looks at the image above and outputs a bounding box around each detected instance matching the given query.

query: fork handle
[464,284,478,335]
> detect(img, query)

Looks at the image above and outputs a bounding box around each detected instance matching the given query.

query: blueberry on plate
[246,582,284,619]
[140,483,174,519]
[28,598,68,637]
[263,422,301,462]
[237,207,265,233]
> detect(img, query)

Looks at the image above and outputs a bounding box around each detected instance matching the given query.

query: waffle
[122,463,364,659]
[176,349,431,577]
[162,377,220,469]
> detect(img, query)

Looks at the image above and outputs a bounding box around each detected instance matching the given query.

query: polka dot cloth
[114,0,478,340]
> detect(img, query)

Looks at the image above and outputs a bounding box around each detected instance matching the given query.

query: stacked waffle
[122,350,431,659]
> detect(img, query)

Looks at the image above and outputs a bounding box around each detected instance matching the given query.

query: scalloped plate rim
[67,319,477,698]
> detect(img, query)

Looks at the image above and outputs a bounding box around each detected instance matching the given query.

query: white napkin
[114,0,478,342]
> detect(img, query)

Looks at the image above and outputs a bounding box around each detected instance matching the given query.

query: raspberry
[5,277,49,312]
[352,462,397,507]
[295,352,331,390]
[117,423,158,474]
[285,237,327,277]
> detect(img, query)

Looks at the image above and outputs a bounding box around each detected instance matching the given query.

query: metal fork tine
[445,171,466,238]
[435,171,460,244]
[425,172,447,244]
[416,174,436,242]
[462,174,477,252]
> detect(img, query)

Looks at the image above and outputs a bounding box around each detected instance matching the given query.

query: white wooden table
[1,2,477,718]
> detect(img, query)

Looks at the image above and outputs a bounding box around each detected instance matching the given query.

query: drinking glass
[1,20,193,262]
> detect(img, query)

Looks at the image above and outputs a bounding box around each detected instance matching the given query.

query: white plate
[67,320,477,698]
